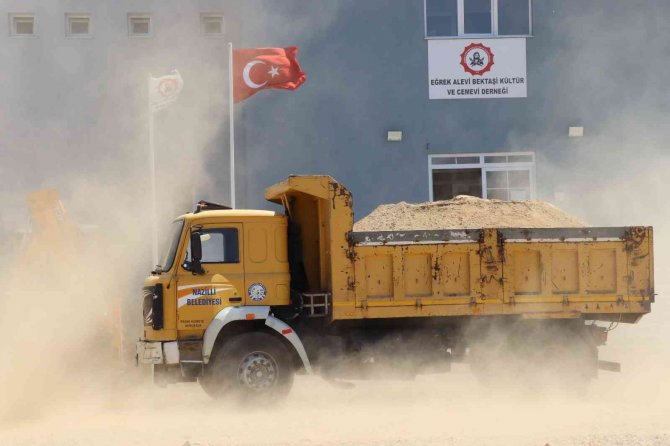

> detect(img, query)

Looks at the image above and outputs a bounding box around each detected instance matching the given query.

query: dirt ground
[0,243,668,446]
[0,370,669,446]
[1,321,668,446]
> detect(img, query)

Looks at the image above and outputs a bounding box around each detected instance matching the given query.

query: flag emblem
[150,70,184,110]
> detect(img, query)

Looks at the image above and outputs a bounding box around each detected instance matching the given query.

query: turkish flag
[233,47,306,103]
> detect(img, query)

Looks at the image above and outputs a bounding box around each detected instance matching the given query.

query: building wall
[1,0,668,226]
[233,0,670,218]
[0,0,234,228]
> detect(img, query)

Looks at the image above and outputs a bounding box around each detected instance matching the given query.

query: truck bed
[339,226,653,322]
[264,176,654,324]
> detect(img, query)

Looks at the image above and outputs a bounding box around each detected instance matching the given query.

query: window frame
[200,13,225,38]
[127,13,152,38]
[424,0,532,39]
[186,227,240,265]
[428,151,536,201]
[202,228,239,264]
[9,13,36,38]
[65,13,92,39]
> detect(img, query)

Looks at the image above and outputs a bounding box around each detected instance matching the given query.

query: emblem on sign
[248,283,267,302]
[459,42,495,76]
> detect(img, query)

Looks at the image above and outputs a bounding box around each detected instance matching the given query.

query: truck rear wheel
[200,332,294,402]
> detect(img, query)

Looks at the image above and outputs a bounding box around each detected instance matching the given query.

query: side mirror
[189,231,205,274]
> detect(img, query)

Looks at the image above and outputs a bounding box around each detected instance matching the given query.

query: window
[66,14,91,38]
[186,228,239,264]
[128,14,151,37]
[201,14,224,36]
[426,0,457,37]
[433,168,483,198]
[425,0,531,38]
[464,0,491,34]
[9,14,35,37]
[429,152,535,201]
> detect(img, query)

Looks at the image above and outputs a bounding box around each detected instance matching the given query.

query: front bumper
[136,340,179,365]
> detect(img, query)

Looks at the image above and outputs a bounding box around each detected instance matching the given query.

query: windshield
[159,219,184,271]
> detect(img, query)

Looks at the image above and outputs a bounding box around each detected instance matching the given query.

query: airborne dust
[1,1,670,445]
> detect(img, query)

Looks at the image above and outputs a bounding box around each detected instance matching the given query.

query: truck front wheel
[200,332,295,402]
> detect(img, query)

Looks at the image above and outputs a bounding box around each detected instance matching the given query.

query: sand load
[353,195,588,231]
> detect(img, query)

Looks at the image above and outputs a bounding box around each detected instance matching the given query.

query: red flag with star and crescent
[233,47,306,103]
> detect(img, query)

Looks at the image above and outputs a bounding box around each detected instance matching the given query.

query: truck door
[175,223,244,336]
[243,220,291,306]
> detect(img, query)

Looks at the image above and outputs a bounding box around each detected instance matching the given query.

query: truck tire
[199,332,294,402]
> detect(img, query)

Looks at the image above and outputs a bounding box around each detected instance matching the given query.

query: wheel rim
[237,351,278,391]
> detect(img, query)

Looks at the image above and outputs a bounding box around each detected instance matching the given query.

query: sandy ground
[1,352,668,446]
[1,271,668,446]
[1,260,667,446]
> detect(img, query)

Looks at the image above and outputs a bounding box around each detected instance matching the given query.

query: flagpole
[228,42,236,209]
[148,75,159,267]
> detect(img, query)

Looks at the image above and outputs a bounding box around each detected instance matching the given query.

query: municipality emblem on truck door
[248,283,267,302]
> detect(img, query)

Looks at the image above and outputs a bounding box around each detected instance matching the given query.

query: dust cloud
[1,3,669,446]
[0,0,229,437]
[1,143,668,445]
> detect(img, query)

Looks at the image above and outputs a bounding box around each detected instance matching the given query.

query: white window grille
[201,14,224,37]
[128,14,151,37]
[428,151,536,201]
[425,0,532,38]
[10,14,36,37]
[66,14,92,38]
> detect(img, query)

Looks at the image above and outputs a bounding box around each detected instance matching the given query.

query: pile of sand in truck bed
[353,195,588,231]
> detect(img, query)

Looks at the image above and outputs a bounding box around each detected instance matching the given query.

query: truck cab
[143,208,291,339]
[138,206,311,397]
[137,176,347,398]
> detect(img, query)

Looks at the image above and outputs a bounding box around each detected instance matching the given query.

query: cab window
[186,228,239,264]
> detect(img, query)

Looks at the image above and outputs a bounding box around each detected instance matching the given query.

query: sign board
[428,38,527,99]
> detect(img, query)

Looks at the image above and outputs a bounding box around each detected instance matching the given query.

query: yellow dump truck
[137,175,654,397]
